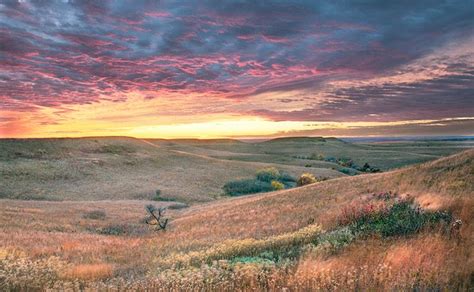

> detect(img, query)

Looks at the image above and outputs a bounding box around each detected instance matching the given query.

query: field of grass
[150,136,474,170]
[0,137,343,202]
[3,136,470,203]
[1,148,472,290]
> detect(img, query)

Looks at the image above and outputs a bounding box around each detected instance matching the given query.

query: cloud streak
[0,0,473,137]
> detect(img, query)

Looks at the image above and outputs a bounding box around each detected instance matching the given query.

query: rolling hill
[149,136,473,170]
[1,149,472,290]
[0,137,343,202]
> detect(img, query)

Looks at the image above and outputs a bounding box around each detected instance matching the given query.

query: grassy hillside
[151,136,473,170]
[2,136,470,202]
[0,137,342,202]
[1,150,472,290]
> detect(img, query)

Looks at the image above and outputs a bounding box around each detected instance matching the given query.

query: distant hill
[262,136,330,143]
[0,136,471,201]
[0,137,342,202]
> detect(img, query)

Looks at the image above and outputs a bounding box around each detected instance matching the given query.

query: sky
[1,0,473,138]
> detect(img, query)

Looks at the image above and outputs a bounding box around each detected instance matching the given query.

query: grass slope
[154,136,473,170]
[1,150,472,289]
[0,137,342,202]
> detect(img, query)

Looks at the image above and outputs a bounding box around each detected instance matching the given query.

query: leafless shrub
[145,204,169,230]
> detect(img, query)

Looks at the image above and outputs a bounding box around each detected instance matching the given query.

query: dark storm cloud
[0,0,473,122]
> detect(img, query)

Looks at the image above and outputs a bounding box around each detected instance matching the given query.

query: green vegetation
[339,167,357,175]
[339,196,453,238]
[160,195,454,270]
[256,167,280,182]
[223,179,274,196]
[160,224,323,268]
[223,167,297,196]
[326,156,381,175]
[271,180,285,190]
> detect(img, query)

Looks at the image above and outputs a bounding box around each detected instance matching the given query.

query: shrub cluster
[157,224,323,268]
[296,173,318,186]
[325,157,381,174]
[338,196,452,237]
[256,167,280,182]
[271,180,285,190]
[294,154,381,174]
[223,179,274,196]
[223,168,296,196]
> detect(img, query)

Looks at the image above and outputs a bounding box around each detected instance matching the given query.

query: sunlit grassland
[1,150,472,290]
[0,137,343,202]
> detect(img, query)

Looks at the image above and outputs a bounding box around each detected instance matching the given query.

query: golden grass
[61,263,114,280]
[155,224,322,269]
[0,149,472,290]
[0,137,344,202]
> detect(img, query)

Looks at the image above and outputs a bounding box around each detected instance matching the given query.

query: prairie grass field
[0,137,473,290]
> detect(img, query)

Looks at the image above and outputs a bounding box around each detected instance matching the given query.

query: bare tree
[145,204,169,230]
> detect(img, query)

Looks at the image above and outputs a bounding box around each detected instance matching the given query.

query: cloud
[276,118,474,137]
[0,0,473,137]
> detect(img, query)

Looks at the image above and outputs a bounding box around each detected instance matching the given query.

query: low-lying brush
[156,224,323,269]
[338,195,453,237]
[296,173,318,186]
[223,167,297,196]
[223,179,274,196]
[256,167,281,182]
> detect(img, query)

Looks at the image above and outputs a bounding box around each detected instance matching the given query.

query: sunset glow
[1,1,473,138]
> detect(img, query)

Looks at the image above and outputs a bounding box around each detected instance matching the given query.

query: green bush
[339,167,357,175]
[278,172,296,183]
[223,179,273,196]
[317,226,356,250]
[279,172,297,188]
[223,168,297,196]
[271,180,285,191]
[223,169,296,196]
[256,167,280,182]
[296,173,317,186]
[345,198,452,237]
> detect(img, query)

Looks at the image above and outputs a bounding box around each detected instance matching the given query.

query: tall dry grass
[0,150,472,290]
